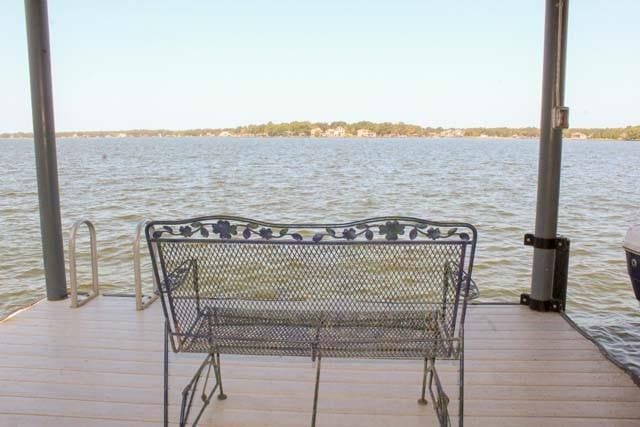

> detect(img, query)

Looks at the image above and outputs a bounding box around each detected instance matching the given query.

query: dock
[0,298,638,426]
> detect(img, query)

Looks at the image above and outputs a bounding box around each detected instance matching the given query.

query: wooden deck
[0,298,638,426]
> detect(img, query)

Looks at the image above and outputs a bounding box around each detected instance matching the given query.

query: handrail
[69,219,99,308]
[134,219,159,310]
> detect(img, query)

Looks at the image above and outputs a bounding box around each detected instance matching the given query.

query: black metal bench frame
[146,216,477,427]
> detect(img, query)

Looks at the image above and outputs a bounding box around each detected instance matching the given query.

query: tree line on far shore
[2,122,639,140]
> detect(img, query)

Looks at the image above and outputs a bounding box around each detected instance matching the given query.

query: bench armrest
[463,271,479,300]
[161,258,197,295]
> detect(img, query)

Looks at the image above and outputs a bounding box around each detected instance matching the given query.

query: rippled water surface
[1,137,639,375]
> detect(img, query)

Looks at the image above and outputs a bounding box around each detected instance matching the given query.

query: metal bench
[146,216,478,427]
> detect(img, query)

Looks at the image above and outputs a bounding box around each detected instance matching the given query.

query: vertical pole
[24,0,67,300]
[529,0,569,308]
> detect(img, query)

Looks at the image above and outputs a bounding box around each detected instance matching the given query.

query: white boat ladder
[68,218,158,310]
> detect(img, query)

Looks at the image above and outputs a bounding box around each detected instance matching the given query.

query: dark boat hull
[625,249,640,301]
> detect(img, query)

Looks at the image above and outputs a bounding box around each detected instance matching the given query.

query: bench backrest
[146,216,477,352]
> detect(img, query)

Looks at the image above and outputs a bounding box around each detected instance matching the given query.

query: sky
[1,0,639,132]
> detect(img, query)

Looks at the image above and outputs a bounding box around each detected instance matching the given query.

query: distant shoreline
[2,121,639,141]
[0,135,634,143]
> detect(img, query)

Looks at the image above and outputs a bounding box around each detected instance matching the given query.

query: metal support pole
[24,0,67,300]
[528,0,569,309]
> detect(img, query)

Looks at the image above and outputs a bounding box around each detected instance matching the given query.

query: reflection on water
[1,136,639,375]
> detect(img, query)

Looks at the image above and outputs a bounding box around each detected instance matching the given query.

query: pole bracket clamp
[553,106,570,129]
[520,293,563,312]
[524,233,567,250]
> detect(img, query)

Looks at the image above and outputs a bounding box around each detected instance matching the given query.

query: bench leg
[418,358,429,405]
[428,358,451,427]
[458,352,464,427]
[164,321,169,427]
[213,352,227,400]
[311,355,322,427]
[178,353,220,426]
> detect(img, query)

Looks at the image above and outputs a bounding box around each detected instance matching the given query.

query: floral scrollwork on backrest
[150,217,472,243]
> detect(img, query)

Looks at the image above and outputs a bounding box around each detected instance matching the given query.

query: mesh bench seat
[147,216,477,427]
[181,304,456,358]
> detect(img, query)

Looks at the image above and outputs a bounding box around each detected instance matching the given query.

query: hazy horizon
[2,1,639,133]
[2,120,640,136]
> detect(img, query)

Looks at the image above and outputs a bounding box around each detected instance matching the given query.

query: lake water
[1,136,639,376]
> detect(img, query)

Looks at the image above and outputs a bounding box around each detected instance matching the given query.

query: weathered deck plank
[0,298,637,426]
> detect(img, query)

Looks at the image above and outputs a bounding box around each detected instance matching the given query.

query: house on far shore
[310,127,323,137]
[218,131,233,137]
[326,127,346,137]
[439,129,465,138]
[357,129,377,137]
[570,132,588,139]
